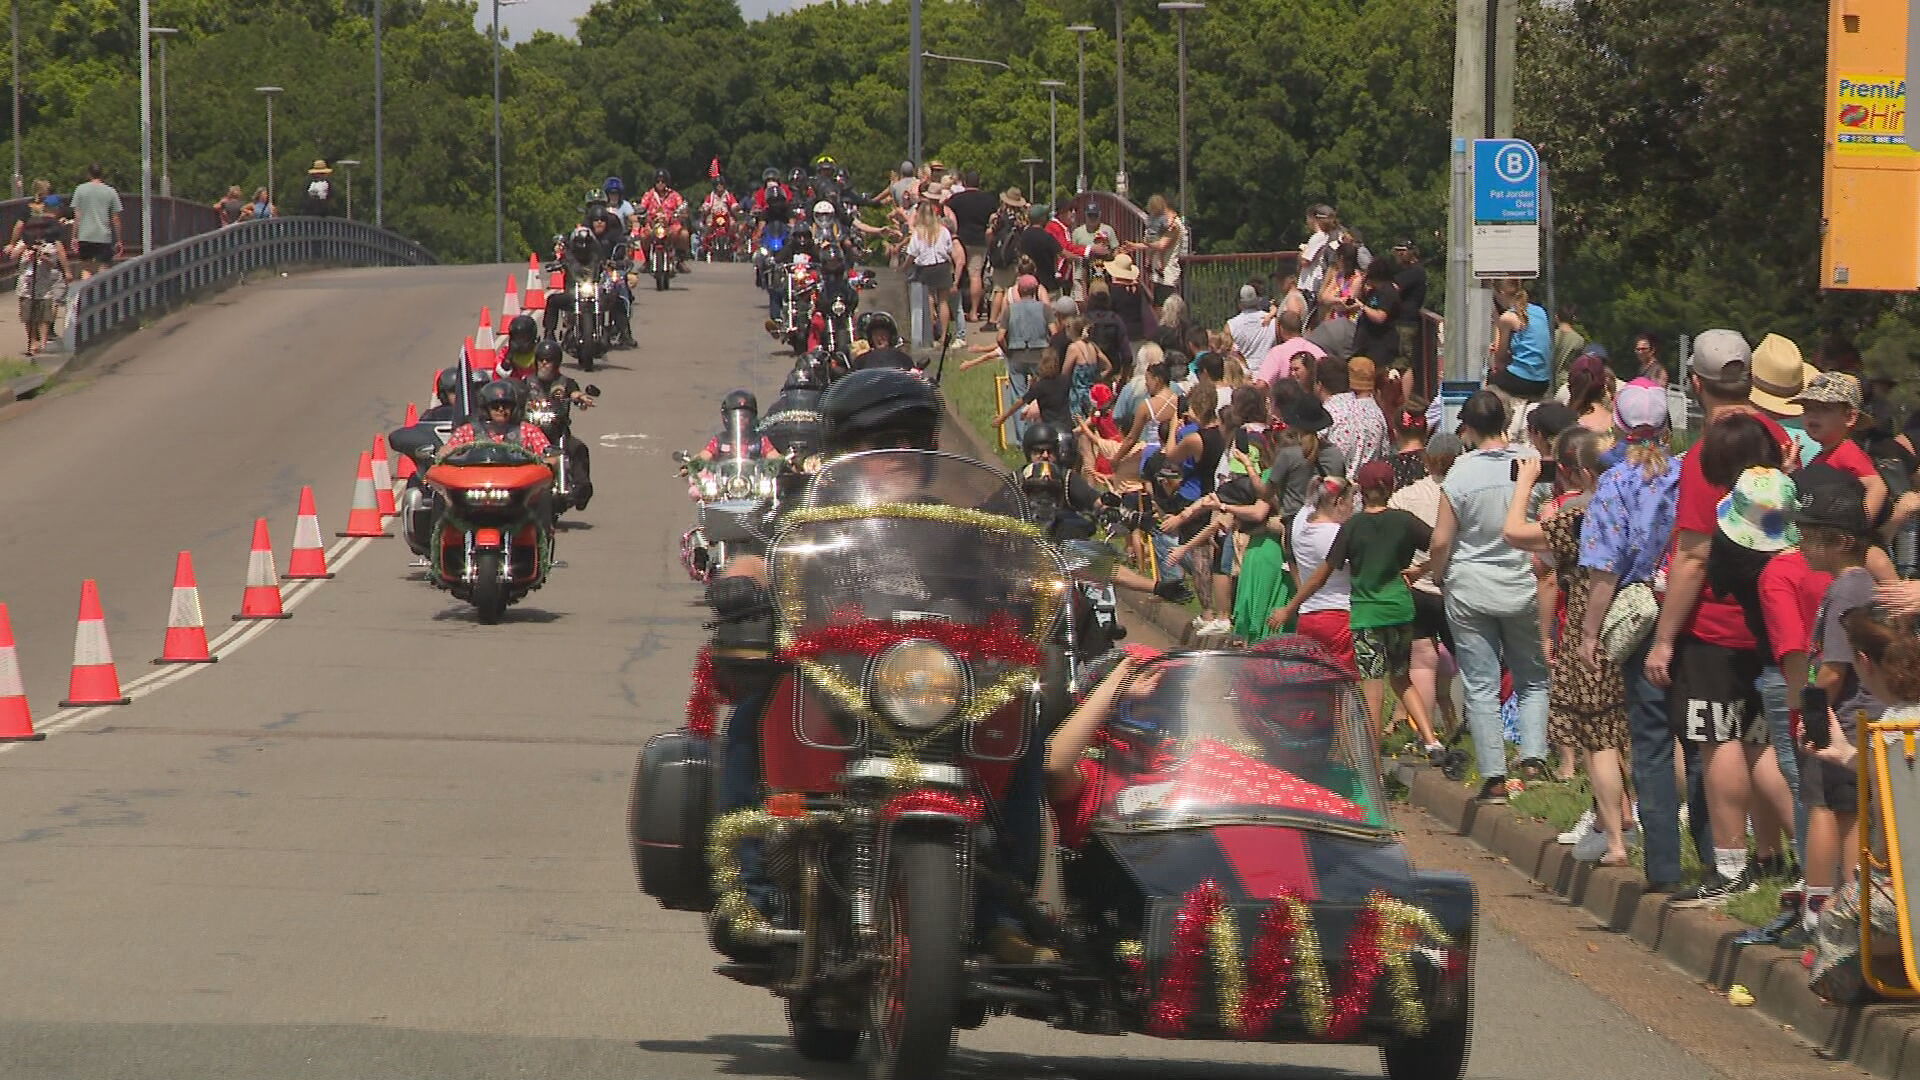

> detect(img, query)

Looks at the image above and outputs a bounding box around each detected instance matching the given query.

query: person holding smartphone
[1349,256,1402,366]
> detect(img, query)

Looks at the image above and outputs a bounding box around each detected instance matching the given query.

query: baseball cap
[1085,202,1102,217]
[1791,370,1864,410]
[1690,328,1752,391]
[1238,284,1260,310]
[1613,378,1669,440]
[1355,459,1396,491]
[1347,356,1376,393]
[1716,467,1799,552]
[1424,431,1464,458]
[1051,296,1078,318]
[1792,463,1870,535]
[1016,273,1041,296]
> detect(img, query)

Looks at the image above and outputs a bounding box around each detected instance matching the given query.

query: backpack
[989,213,1027,270]
[1857,430,1916,528]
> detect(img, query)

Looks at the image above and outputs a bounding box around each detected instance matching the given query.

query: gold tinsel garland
[707,808,782,938]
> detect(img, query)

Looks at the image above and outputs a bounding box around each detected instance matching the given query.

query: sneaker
[1733,907,1801,947]
[1557,809,1596,846]
[1667,872,1740,908]
[1200,618,1233,636]
[1475,777,1508,805]
[1424,743,1448,766]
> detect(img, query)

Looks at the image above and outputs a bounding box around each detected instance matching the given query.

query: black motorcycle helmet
[506,314,538,351]
[721,389,759,417]
[654,167,671,185]
[434,366,465,405]
[604,175,625,199]
[783,362,824,393]
[819,246,846,274]
[862,311,899,347]
[1019,459,1065,501]
[477,379,522,423]
[762,166,781,184]
[534,338,563,368]
[567,226,597,265]
[821,368,942,453]
[787,167,807,189]
[1021,421,1065,460]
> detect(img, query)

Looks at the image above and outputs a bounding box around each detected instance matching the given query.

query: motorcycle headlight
[726,474,752,499]
[870,640,964,731]
[463,487,513,507]
[526,403,556,425]
[756,473,777,498]
[699,475,720,499]
[576,281,595,299]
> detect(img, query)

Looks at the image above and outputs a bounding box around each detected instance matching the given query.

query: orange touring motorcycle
[422,440,553,624]
[630,450,1477,1080]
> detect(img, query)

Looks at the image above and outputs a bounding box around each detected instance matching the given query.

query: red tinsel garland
[880,789,985,823]
[1148,879,1225,1036]
[685,647,731,739]
[1322,906,1386,1040]
[781,613,1043,669]
[1238,892,1303,1038]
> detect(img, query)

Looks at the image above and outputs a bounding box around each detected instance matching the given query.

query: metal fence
[1063,191,1150,247]
[0,194,227,284]
[57,215,436,355]
[1182,251,1300,336]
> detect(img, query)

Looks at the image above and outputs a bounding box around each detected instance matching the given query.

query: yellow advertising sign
[1836,73,1915,156]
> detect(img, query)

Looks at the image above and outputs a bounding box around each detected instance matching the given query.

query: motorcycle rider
[603,176,636,229]
[813,245,861,361]
[440,379,557,460]
[639,168,692,272]
[528,340,596,509]
[545,222,634,348]
[700,178,742,254]
[1021,422,1099,515]
[494,314,541,380]
[689,389,782,465]
[705,369,946,958]
[852,310,915,371]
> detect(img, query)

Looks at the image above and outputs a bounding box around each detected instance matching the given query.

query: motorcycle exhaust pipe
[966,980,1059,1011]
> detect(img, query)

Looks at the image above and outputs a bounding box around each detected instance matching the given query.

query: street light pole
[138,0,153,255]
[374,0,384,228]
[1020,156,1043,201]
[1114,0,1126,197]
[151,27,176,199]
[10,0,21,198]
[1066,24,1094,194]
[1158,2,1203,220]
[255,86,282,209]
[492,0,503,264]
[336,158,361,221]
[1039,80,1065,207]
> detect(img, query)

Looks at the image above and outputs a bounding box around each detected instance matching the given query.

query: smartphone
[1802,687,1831,750]
[1511,459,1559,484]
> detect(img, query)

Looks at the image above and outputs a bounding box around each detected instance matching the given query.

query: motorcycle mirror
[672,450,690,463]
[584,385,602,397]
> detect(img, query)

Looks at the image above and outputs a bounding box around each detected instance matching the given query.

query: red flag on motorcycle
[709,157,722,181]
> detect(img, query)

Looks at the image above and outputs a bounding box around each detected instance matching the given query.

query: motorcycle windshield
[1087,648,1392,839]
[769,451,1062,731]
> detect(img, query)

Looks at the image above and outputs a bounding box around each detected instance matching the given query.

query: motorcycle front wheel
[471,550,508,624]
[655,269,670,291]
[866,833,964,1080]
[788,997,860,1062]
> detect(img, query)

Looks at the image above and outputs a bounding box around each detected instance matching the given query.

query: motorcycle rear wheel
[655,270,670,291]
[788,997,860,1062]
[471,550,508,624]
[1381,1018,1470,1080]
[865,833,964,1080]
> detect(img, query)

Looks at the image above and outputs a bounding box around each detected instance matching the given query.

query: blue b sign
[1473,139,1540,224]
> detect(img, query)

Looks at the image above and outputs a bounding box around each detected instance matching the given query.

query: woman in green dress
[1220,388,1343,641]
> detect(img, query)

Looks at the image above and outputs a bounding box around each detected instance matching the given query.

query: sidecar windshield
[1089,645,1392,838]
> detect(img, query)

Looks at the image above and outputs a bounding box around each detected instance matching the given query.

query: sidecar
[1031,645,1477,1080]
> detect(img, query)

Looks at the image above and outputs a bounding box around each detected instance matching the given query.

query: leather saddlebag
[629,728,715,912]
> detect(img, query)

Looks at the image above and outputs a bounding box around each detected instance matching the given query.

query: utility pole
[1113,0,1127,197]
[374,0,384,228]
[1067,24,1094,194]
[1442,0,1517,395]
[11,0,21,198]
[138,0,153,256]
[1039,80,1065,205]
[908,0,922,168]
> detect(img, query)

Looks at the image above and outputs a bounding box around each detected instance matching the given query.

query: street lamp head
[1157,2,1206,10]
[1038,79,1067,89]
[1020,157,1044,166]
[149,26,179,37]
[1066,23,1096,33]
[336,159,361,168]
[254,85,283,95]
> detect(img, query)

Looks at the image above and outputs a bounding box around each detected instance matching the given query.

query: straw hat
[1000,187,1029,208]
[308,159,332,175]
[1748,333,1816,417]
[1105,253,1142,284]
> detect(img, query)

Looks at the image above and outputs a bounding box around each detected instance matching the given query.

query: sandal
[1475,777,1508,805]
[1515,757,1552,784]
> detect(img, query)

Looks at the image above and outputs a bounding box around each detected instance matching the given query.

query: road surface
[0,264,1848,1080]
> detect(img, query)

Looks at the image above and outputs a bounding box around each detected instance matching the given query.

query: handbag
[1600,580,1658,663]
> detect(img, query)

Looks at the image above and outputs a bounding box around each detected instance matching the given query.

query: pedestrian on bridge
[68,163,123,278]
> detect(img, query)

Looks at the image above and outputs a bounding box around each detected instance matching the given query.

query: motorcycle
[558,266,609,371]
[637,615,1478,1080]
[754,221,789,290]
[421,440,555,624]
[704,211,739,263]
[674,449,781,583]
[780,257,820,356]
[635,449,1069,1079]
[525,384,601,514]
[390,417,455,561]
[642,220,677,291]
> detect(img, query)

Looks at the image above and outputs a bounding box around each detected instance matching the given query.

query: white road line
[2,533,378,753]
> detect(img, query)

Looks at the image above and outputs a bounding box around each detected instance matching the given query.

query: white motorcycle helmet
[812,200,835,218]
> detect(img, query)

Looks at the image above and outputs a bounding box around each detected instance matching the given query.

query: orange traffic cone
[59,580,132,707]
[370,434,399,517]
[526,253,543,296]
[523,284,545,315]
[154,550,217,664]
[395,403,420,480]
[474,305,494,353]
[235,518,292,620]
[548,268,566,293]
[337,451,390,538]
[502,275,522,322]
[286,486,334,579]
[0,603,44,740]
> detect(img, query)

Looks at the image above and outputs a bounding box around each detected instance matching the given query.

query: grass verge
[0,356,38,382]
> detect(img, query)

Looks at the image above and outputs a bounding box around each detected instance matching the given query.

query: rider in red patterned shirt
[639,169,691,271]
[441,380,555,459]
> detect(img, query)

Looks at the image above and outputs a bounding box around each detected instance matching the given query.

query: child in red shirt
[1792,371,1887,526]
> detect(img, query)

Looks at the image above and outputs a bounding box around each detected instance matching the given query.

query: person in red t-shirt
[1045,653,1169,850]
[1642,329,1797,898]
[639,170,691,270]
[1791,370,1888,526]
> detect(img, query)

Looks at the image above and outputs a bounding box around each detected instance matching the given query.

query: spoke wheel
[866,833,964,1080]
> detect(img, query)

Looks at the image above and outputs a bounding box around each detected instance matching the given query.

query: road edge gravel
[926,354,1920,1080]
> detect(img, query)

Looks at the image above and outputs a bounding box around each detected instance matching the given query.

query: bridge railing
[0,194,228,285]
[57,216,436,355]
